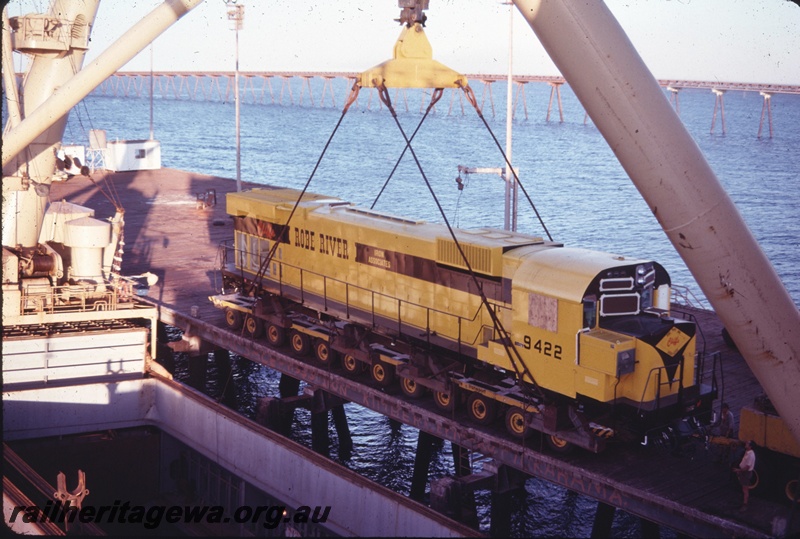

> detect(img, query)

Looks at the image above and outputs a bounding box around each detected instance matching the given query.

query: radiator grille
[436,238,494,275]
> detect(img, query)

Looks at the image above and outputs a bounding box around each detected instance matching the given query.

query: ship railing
[671,284,709,310]
[9,13,77,51]
[217,240,505,351]
[18,280,139,316]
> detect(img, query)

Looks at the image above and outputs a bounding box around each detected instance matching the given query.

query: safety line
[370,88,443,210]
[376,82,545,402]
[458,82,553,242]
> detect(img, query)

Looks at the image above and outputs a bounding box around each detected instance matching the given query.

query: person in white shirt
[734,440,756,509]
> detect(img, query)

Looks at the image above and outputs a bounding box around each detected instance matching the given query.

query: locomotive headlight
[636,264,651,285]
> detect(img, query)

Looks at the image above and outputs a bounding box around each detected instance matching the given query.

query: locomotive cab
[506,247,711,439]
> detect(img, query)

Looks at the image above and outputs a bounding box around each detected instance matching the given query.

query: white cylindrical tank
[64,217,110,283]
[40,201,95,244]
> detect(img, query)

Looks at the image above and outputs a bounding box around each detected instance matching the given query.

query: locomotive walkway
[48,167,799,538]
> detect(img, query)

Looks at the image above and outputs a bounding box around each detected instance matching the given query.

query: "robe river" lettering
[294,227,349,259]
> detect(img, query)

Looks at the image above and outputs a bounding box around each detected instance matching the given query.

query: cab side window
[582,298,597,329]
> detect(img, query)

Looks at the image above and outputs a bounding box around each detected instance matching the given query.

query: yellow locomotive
[213,186,716,452]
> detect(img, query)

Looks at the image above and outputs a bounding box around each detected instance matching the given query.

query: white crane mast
[512,0,800,448]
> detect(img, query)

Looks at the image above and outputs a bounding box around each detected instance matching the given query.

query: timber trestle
[153,303,774,539]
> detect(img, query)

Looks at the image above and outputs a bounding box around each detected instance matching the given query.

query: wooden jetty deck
[48,167,799,538]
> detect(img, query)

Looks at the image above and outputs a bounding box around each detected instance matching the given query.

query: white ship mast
[2,0,203,383]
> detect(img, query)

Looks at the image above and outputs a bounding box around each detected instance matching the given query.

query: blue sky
[7,0,800,84]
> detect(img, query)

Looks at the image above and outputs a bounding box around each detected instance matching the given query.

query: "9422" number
[522,336,562,360]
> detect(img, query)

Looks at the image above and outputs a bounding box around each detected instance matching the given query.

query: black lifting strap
[246,83,362,296]
[371,88,443,210]
[458,82,553,243]
[376,83,546,402]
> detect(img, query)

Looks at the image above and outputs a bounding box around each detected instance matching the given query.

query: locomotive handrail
[637,366,671,414]
[697,350,722,405]
[214,240,232,292]
[305,269,493,348]
[217,239,248,294]
[670,307,708,359]
[637,349,720,419]
[574,328,591,365]
[652,304,714,402]
[218,241,505,350]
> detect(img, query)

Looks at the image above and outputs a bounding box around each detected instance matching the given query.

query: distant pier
[84,71,800,138]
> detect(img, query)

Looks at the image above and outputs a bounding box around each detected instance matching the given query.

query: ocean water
[74,78,800,309]
[64,78,799,537]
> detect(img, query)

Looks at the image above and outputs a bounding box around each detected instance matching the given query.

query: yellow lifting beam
[357,21,468,89]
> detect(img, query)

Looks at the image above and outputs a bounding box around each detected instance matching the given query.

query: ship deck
[46,167,799,538]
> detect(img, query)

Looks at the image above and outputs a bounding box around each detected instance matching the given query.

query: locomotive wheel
[244,316,263,338]
[342,354,363,375]
[289,330,311,356]
[266,324,286,347]
[433,389,456,412]
[224,308,243,330]
[505,407,530,439]
[400,377,426,399]
[546,434,574,454]
[371,361,396,387]
[467,393,497,426]
[313,339,338,366]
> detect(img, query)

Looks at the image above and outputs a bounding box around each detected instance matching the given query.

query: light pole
[457,3,518,232]
[226,0,244,191]
[504,1,515,231]
[149,43,154,140]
